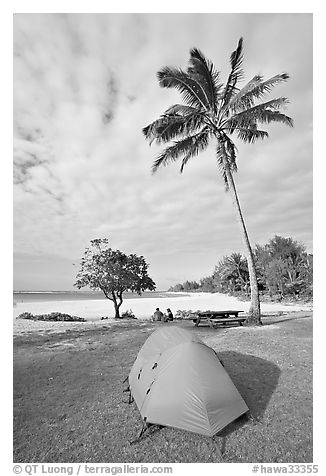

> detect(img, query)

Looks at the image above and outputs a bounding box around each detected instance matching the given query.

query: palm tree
[142,38,293,325]
[222,252,250,294]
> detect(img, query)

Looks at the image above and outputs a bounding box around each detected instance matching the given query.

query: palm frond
[223,112,269,143]
[221,38,244,107]
[164,104,198,116]
[157,66,210,110]
[238,128,268,143]
[228,98,293,127]
[230,73,290,112]
[152,129,210,174]
[234,127,269,143]
[229,75,263,111]
[143,110,205,145]
[187,47,223,112]
[180,130,210,172]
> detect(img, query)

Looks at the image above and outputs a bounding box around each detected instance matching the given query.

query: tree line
[168,236,313,301]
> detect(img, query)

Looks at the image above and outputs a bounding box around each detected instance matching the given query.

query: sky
[13,13,313,291]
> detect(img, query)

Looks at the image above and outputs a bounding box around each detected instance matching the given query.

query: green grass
[13,313,313,463]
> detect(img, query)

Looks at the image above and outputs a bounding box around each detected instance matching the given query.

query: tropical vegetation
[168,235,313,302]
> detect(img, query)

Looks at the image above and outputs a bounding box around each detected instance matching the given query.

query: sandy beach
[13,292,312,334]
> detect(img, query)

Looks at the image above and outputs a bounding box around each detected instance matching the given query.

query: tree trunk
[114,303,121,319]
[224,165,262,325]
[111,291,123,318]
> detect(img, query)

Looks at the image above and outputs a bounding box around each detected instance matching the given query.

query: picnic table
[192,310,246,328]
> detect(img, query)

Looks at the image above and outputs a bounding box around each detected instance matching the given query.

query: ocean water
[13,291,186,304]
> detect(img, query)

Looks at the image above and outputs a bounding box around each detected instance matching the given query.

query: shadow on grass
[262,314,311,326]
[216,351,281,454]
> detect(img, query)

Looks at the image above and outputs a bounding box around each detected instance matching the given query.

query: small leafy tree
[74,239,156,318]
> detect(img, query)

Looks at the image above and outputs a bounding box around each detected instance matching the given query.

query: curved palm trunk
[223,164,262,325]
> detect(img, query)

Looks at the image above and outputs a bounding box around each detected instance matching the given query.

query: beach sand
[13,292,312,334]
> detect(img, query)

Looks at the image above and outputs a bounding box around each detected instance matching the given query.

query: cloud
[13,13,312,290]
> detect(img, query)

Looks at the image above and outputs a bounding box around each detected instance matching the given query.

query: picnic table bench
[192,310,246,328]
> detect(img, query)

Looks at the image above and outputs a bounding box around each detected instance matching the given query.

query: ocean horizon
[13,290,186,304]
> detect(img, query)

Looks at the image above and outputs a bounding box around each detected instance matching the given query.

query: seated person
[166,308,174,321]
[152,308,163,321]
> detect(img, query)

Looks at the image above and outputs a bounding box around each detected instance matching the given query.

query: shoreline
[13,291,313,335]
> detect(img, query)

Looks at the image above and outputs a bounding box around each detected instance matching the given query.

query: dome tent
[128,327,248,438]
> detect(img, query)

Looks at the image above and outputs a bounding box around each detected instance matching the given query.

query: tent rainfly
[128,326,249,437]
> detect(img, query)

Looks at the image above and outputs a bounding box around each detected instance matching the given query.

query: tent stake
[129,421,149,445]
[211,435,223,460]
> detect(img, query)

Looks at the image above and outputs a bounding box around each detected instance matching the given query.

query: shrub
[174,310,200,320]
[121,309,136,319]
[17,312,86,322]
[175,310,185,319]
[17,312,34,320]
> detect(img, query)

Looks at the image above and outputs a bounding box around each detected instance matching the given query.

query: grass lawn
[13,312,313,463]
